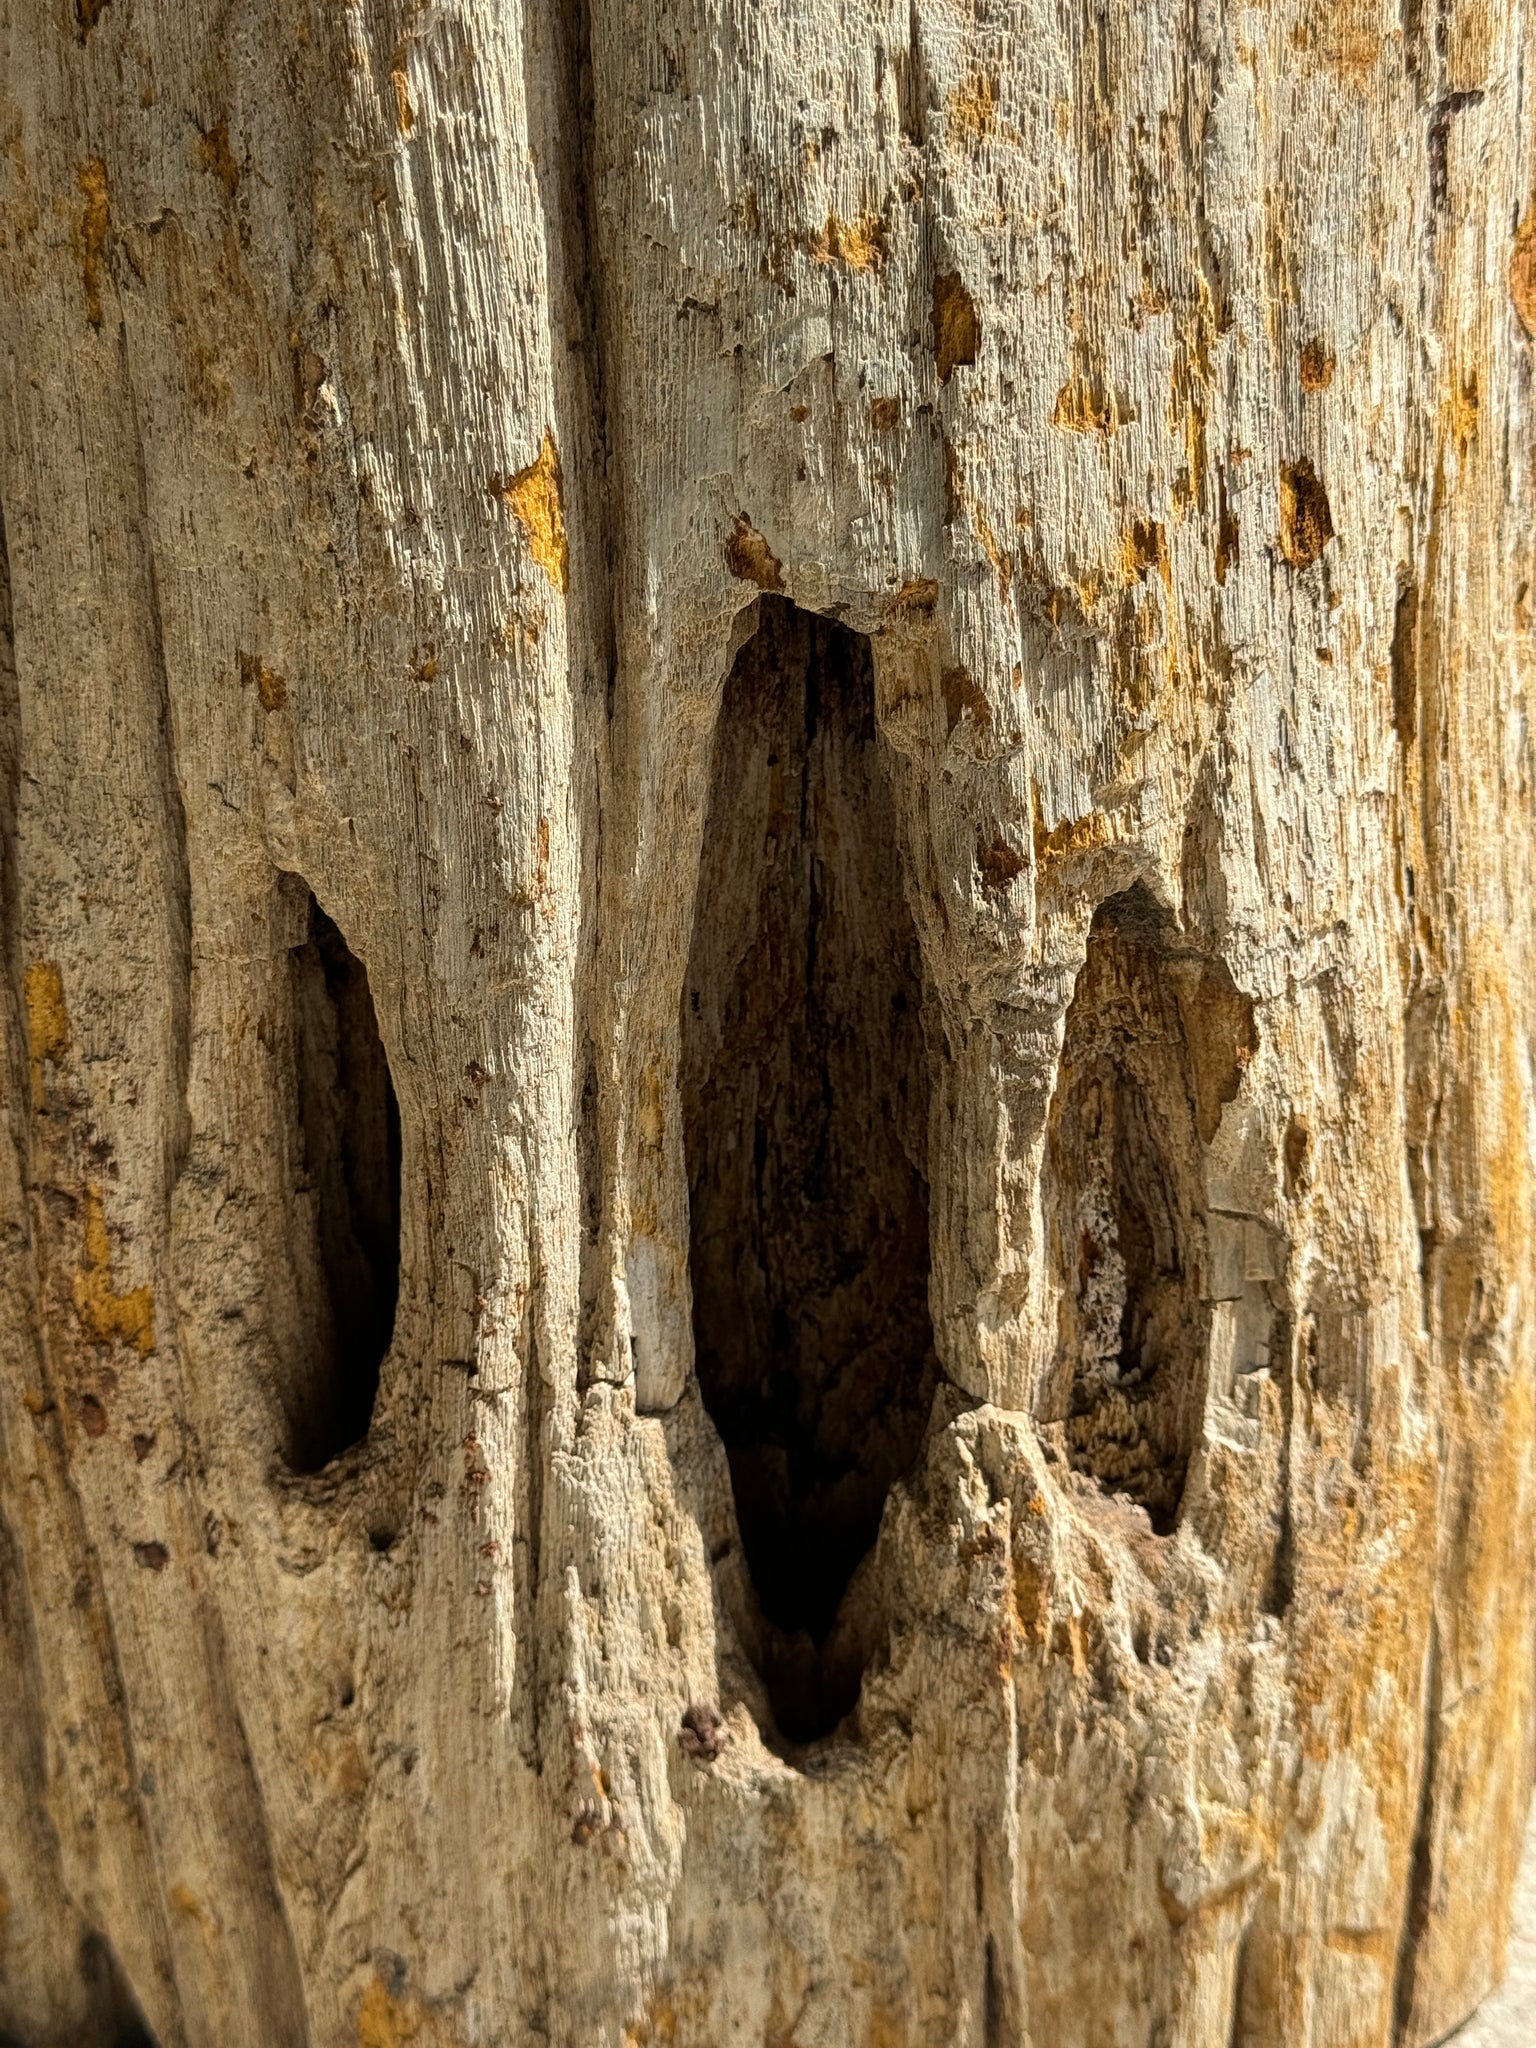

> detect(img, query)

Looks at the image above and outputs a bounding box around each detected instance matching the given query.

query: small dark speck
[571,1801,604,1844]
[679,1701,727,1763]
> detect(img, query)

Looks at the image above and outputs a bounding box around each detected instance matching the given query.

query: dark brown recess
[1040,888,1255,1532]
[285,896,400,1472]
[680,597,937,1742]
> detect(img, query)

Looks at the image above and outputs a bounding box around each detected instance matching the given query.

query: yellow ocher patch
[24,960,69,1110]
[497,430,569,592]
[357,1977,460,2048]
[76,158,110,329]
[73,1185,155,1357]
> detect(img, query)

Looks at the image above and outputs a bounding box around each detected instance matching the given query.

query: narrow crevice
[284,895,400,1472]
[511,0,617,1820]
[1262,1312,1297,1619]
[1262,1466,1296,1619]
[1040,887,1256,1532]
[898,0,928,146]
[568,0,614,492]
[575,1040,604,1368]
[1393,1619,1442,2043]
[520,0,616,721]
[514,1270,550,1775]
[119,319,195,1196]
[1392,579,1421,748]
[681,596,936,1743]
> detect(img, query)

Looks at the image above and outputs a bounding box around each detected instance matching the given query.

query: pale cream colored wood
[2,2,1535,2044]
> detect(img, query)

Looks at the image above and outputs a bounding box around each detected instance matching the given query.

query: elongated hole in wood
[681,596,937,1743]
[285,896,400,1472]
[1041,887,1255,1532]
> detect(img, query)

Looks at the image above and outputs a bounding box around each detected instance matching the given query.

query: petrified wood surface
[2,2,1534,2044]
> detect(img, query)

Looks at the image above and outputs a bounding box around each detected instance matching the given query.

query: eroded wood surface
[2,1,1535,2043]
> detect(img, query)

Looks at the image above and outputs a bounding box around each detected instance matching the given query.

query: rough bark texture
[1,1,1535,2044]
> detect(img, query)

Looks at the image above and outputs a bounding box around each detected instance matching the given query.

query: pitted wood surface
[1,1,1535,2044]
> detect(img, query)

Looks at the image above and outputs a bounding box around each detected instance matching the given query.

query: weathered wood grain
[2,1,1534,2043]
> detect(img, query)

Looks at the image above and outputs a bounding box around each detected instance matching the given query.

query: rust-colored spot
[79,1394,108,1438]
[73,1184,155,1358]
[195,121,240,199]
[941,663,991,734]
[869,395,901,431]
[1289,5,1383,85]
[76,158,110,329]
[1033,802,1111,874]
[493,430,569,593]
[1051,370,1131,435]
[24,960,69,1111]
[1444,369,1479,460]
[133,1540,169,1572]
[76,0,111,35]
[1279,459,1334,569]
[947,74,997,146]
[977,835,1027,894]
[884,576,939,619]
[1510,214,1536,335]
[169,1882,217,1943]
[238,649,287,710]
[391,68,415,134]
[813,210,885,272]
[973,505,1013,606]
[932,271,979,383]
[357,1973,460,2047]
[1121,518,1167,585]
[723,515,784,592]
[1300,337,1335,391]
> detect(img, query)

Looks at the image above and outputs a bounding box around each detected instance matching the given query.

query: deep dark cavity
[1040,888,1255,1532]
[285,895,400,1472]
[681,596,936,1743]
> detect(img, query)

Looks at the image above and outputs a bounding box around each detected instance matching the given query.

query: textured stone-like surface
[1,1,1534,2044]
